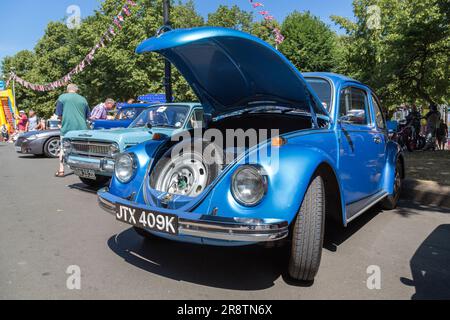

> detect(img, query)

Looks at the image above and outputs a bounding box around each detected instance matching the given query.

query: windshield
[305,78,332,111]
[130,105,190,129]
[115,107,144,120]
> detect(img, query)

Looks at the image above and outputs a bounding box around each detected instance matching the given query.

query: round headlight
[109,143,120,158]
[62,140,72,153]
[115,153,136,183]
[231,165,268,206]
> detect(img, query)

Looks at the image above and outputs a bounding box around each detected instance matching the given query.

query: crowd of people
[401,103,448,151]
[0,90,120,144]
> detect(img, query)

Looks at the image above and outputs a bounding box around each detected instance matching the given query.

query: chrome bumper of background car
[98,192,289,242]
[66,155,115,174]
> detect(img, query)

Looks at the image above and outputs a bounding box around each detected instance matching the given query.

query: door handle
[373,136,382,144]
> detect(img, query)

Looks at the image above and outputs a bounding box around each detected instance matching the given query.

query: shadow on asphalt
[107,229,294,290]
[395,201,450,216]
[68,182,100,194]
[323,205,383,251]
[400,224,450,299]
[106,205,386,290]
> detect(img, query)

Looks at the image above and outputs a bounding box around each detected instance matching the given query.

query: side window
[371,95,386,129]
[187,109,204,129]
[339,87,370,125]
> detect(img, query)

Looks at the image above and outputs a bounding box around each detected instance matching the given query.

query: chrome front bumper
[98,190,289,243]
[66,155,115,175]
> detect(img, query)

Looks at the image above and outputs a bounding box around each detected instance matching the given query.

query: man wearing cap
[55,84,90,177]
[15,110,28,133]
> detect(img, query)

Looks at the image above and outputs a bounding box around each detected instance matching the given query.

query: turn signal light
[153,133,163,141]
[272,137,287,147]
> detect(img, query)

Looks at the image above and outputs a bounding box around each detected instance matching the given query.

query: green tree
[332,0,449,108]
[279,11,339,72]
[207,5,253,32]
[1,0,205,117]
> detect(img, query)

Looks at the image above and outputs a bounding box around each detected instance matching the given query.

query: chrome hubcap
[48,140,60,157]
[155,152,208,197]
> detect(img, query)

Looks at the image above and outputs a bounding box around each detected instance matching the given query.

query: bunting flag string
[249,0,285,47]
[6,0,138,92]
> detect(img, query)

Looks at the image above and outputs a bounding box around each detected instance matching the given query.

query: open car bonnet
[136,27,329,119]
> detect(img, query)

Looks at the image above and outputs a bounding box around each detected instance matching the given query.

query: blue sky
[0,0,354,65]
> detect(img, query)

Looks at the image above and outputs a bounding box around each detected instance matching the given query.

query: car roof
[119,102,201,109]
[302,72,363,86]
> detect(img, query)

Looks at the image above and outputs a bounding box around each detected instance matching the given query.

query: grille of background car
[71,141,112,158]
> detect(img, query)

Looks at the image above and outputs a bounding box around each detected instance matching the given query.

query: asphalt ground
[0,143,449,300]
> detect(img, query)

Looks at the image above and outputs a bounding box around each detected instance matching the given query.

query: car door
[337,85,385,205]
[370,93,388,181]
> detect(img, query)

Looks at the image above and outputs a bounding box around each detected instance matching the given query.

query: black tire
[79,175,110,188]
[43,137,60,158]
[150,138,223,196]
[381,159,403,210]
[288,175,326,281]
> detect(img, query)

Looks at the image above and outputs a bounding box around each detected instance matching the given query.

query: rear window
[305,78,332,111]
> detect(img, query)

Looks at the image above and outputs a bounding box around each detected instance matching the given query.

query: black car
[15,130,61,158]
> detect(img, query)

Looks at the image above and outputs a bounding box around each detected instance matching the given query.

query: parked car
[15,130,61,158]
[47,119,61,130]
[63,103,204,187]
[91,103,152,130]
[98,27,404,281]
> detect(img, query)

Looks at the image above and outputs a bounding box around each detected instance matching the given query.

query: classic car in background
[63,103,204,187]
[98,27,404,281]
[15,129,61,158]
[91,103,152,130]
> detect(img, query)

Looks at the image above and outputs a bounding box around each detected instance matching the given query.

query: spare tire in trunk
[150,139,224,197]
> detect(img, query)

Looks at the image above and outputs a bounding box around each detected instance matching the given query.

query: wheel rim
[48,139,60,157]
[155,151,208,197]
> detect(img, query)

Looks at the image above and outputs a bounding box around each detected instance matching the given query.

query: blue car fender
[198,143,346,226]
[382,140,404,195]
[109,140,166,199]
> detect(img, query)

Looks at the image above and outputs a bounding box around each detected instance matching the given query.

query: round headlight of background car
[231,165,268,207]
[115,153,137,183]
[109,143,120,158]
[62,140,72,153]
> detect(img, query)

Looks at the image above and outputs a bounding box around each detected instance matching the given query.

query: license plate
[74,168,96,180]
[15,146,22,152]
[115,203,179,236]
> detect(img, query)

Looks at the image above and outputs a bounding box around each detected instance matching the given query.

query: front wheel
[79,175,110,188]
[288,175,325,281]
[43,137,60,158]
[381,159,403,210]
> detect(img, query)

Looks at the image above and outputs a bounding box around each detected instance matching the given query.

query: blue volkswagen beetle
[98,27,404,281]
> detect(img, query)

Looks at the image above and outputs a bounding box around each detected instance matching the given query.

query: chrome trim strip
[346,191,388,224]
[98,195,116,214]
[66,156,114,173]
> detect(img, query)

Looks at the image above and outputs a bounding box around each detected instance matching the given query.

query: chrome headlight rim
[114,153,138,184]
[62,139,72,153]
[231,164,268,207]
[109,143,120,158]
